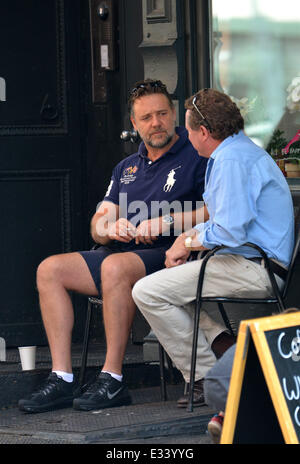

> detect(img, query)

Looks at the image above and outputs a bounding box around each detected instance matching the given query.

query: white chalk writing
[282,376,300,401]
[277,330,300,362]
[277,328,300,433]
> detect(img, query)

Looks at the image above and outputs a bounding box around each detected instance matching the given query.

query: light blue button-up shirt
[195,131,294,267]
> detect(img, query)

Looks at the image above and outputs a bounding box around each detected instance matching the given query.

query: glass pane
[212,0,300,177]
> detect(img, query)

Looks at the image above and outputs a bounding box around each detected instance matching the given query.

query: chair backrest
[282,213,300,299]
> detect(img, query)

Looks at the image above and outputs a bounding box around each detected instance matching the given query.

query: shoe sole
[177,401,206,408]
[73,395,132,411]
[207,422,222,444]
[18,396,74,414]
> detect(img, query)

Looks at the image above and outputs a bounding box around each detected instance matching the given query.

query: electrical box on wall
[89,0,118,103]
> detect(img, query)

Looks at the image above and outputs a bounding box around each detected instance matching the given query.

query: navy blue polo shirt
[103,126,208,250]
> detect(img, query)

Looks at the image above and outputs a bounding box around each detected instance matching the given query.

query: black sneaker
[73,372,132,411]
[18,372,77,413]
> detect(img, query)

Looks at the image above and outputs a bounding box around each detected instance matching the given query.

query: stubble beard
[147,133,174,149]
[145,123,176,149]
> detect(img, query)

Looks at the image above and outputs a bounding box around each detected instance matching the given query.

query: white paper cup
[18,346,36,371]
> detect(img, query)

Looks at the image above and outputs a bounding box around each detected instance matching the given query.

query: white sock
[52,370,74,383]
[101,370,123,382]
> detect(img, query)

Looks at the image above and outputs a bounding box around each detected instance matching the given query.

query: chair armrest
[195,242,282,305]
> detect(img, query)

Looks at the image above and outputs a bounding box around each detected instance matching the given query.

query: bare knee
[101,253,145,290]
[101,255,126,290]
[36,255,63,291]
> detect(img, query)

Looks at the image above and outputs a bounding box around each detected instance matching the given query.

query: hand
[108,218,137,243]
[134,217,161,245]
[165,234,191,268]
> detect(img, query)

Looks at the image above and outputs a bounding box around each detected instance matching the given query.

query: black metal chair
[78,296,102,390]
[78,295,174,401]
[188,223,300,412]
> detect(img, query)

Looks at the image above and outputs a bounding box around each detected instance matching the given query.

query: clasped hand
[108,217,162,245]
[165,231,208,268]
[165,234,191,268]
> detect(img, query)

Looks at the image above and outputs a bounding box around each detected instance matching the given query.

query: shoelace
[31,374,61,398]
[85,376,109,395]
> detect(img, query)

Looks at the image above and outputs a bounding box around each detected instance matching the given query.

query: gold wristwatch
[184,236,193,248]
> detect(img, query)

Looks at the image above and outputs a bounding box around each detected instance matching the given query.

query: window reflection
[212,0,300,176]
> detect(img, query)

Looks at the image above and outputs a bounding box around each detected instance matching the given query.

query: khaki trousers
[132,254,281,382]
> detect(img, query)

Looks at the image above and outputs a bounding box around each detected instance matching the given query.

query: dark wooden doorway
[0,0,89,346]
[0,0,146,347]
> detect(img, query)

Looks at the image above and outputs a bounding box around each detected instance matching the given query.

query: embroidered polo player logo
[163,166,181,192]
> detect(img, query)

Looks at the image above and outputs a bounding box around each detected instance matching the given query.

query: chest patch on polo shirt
[120,165,139,184]
[163,166,181,192]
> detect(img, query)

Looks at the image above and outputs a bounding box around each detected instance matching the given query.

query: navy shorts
[79,245,169,296]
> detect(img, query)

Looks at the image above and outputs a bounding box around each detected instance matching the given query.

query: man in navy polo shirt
[132,88,294,411]
[19,79,225,414]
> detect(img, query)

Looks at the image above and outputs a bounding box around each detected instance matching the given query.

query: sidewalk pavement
[0,343,216,445]
[0,385,214,444]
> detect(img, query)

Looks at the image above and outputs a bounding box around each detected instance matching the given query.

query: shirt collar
[210,130,245,160]
[205,131,245,186]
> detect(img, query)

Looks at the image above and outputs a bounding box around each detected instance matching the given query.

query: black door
[0,0,88,346]
[86,0,146,342]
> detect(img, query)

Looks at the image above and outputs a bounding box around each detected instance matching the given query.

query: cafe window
[211,0,300,177]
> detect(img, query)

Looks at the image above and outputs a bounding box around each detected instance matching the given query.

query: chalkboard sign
[221,312,300,444]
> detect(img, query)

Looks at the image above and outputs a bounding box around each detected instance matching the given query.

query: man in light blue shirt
[132,88,294,408]
[195,130,294,267]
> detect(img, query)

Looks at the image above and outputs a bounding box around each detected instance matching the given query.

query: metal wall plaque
[146,0,172,23]
[140,0,178,94]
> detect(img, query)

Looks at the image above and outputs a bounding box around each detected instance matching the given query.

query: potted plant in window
[266,129,288,175]
[284,75,300,177]
[283,131,300,177]
[284,159,300,177]
[284,149,300,178]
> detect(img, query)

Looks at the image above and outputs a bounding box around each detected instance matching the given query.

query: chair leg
[184,381,188,395]
[218,303,235,336]
[166,352,175,384]
[158,342,167,401]
[188,300,202,412]
[79,298,93,390]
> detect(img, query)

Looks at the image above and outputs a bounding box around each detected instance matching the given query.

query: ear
[170,105,177,125]
[130,115,137,131]
[200,125,210,139]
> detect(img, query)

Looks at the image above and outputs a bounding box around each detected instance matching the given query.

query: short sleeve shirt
[102,126,208,251]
